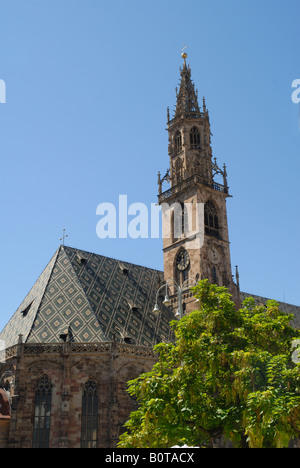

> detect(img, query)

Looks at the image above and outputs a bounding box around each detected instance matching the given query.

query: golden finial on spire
[180,44,188,64]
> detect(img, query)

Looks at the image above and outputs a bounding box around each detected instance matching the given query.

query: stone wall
[0,341,156,448]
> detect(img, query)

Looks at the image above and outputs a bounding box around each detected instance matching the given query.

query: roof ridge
[24,246,63,343]
[63,245,164,274]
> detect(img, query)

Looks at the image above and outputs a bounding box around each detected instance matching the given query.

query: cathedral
[0,54,299,448]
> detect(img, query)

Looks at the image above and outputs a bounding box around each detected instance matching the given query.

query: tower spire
[174,52,201,119]
[159,54,240,311]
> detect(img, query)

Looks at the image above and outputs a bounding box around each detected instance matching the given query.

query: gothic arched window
[174,130,182,154]
[81,380,98,448]
[204,200,219,238]
[190,126,201,149]
[32,375,52,448]
[175,158,184,185]
[173,202,185,240]
[212,266,218,285]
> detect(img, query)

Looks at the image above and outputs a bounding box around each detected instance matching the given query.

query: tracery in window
[32,375,52,448]
[182,267,189,283]
[204,200,219,238]
[174,130,182,154]
[175,265,190,289]
[190,126,201,150]
[173,202,185,240]
[81,380,98,448]
[212,266,218,285]
[175,158,184,185]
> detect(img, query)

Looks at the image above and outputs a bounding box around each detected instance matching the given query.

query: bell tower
[158,52,240,313]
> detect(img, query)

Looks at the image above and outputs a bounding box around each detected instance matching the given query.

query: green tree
[118,280,300,448]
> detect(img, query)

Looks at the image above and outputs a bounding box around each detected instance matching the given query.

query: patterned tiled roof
[0,246,175,348]
[1,246,299,349]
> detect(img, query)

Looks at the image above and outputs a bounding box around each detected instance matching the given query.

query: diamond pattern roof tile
[0,248,60,348]
[2,246,299,350]
[0,246,175,348]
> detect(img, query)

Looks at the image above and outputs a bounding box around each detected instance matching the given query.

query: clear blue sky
[0,0,299,332]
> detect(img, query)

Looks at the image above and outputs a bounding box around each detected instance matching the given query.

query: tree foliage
[118,280,300,448]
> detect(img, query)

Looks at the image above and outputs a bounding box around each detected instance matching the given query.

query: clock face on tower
[208,246,220,264]
[176,250,190,271]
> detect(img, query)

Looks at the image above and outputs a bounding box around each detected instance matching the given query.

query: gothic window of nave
[32,375,52,448]
[81,380,98,448]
